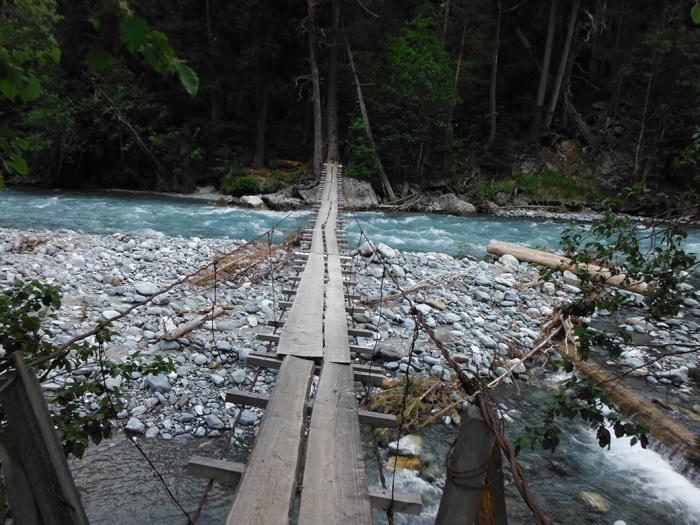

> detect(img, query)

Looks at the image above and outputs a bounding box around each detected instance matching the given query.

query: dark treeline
[2,0,699,203]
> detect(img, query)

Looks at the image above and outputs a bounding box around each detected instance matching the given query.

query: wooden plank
[276,252,324,359]
[0,352,89,525]
[226,355,315,524]
[187,456,245,484]
[348,328,376,338]
[225,389,396,428]
[298,361,372,524]
[0,432,42,525]
[368,487,422,515]
[349,344,373,354]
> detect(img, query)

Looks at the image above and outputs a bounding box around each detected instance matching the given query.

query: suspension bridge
[186,163,422,523]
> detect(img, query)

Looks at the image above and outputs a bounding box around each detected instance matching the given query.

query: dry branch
[161,307,224,341]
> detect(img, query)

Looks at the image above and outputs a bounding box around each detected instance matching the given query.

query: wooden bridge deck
[203,163,419,524]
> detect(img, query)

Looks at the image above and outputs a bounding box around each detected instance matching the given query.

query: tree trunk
[454,17,468,89]
[530,0,558,140]
[253,82,269,168]
[326,0,340,162]
[487,0,502,149]
[308,20,323,178]
[544,0,579,130]
[634,66,654,184]
[89,78,170,190]
[345,41,395,200]
[253,24,273,168]
[442,0,450,46]
[205,0,218,122]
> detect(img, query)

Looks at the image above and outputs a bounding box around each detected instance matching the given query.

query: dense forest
[2,0,700,207]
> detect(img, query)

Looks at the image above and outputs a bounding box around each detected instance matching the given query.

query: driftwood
[362,270,470,306]
[556,339,700,469]
[161,307,224,341]
[487,240,649,294]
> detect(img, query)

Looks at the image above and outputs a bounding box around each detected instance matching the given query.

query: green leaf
[691,3,700,24]
[0,78,18,101]
[19,74,41,103]
[120,16,148,54]
[173,61,199,97]
[86,45,117,72]
[9,156,28,175]
[50,46,61,64]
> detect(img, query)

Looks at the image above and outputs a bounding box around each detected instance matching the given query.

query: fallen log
[161,307,224,341]
[556,340,700,469]
[487,240,649,294]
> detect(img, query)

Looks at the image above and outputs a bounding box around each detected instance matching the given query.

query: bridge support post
[435,405,507,525]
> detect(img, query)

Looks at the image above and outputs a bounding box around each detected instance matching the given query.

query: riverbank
[1,224,699,523]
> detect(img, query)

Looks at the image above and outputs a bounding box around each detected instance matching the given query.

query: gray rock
[145,426,160,439]
[210,374,225,386]
[206,414,225,429]
[499,254,520,268]
[415,304,432,316]
[367,265,384,279]
[239,409,257,426]
[342,178,379,209]
[424,194,476,216]
[134,281,159,296]
[193,354,209,365]
[125,417,145,433]
[146,374,171,393]
[376,243,397,259]
[443,312,461,324]
[231,369,246,384]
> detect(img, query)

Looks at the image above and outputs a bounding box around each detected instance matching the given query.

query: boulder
[342,178,379,209]
[424,193,476,216]
[297,187,317,204]
[240,195,265,208]
[261,192,303,210]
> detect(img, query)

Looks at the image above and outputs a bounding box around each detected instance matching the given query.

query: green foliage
[89,4,199,97]
[222,169,261,195]
[345,118,376,179]
[477,178,512,200]
[0,279,173,459]
[520,186,698,453]
[364,4,458,178]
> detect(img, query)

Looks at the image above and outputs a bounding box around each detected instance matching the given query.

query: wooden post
[435,406,507,525]
[0,352,89,525]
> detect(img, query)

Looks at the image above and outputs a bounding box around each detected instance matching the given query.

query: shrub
[222,169,261,195]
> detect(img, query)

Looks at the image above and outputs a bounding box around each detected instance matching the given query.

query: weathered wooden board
[226,355,314,525]
[298,346,372,523]
[0,352,89,525]
[275,251,324,359]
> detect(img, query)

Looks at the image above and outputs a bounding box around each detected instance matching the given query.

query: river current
[3,189,699,257]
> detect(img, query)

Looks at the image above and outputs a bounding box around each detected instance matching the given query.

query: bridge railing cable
[345,210,551,525]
